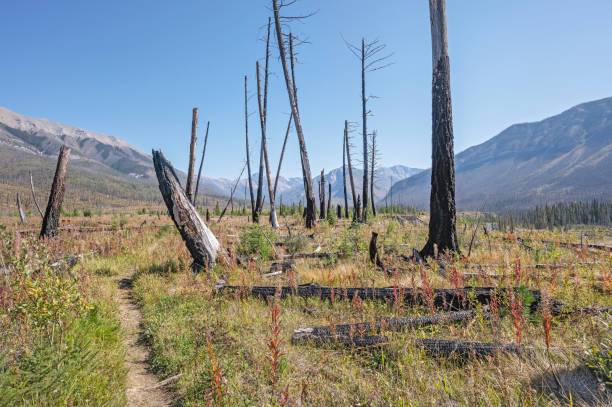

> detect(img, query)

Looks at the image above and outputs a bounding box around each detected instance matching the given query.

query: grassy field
[1,211,610,406]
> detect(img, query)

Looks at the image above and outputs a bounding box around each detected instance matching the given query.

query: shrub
[237,225,275,260]
[83,208,92,217]
[284,233,307,255]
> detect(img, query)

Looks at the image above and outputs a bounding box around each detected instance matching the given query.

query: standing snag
[421,0,460,258]
[244,76,256,222]
[17,193,27,224]
[194,121,210,207]
[186,107,198,203]
[319,169,326,219]
[344,120,358,218]
[29,170,44,219]
[272,0,317,228]
[40,145,71,239]
[152,149,220,270]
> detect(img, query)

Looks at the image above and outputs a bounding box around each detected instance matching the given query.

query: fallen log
[282,252,341,259]
[293,333,530,356]
[40,145,71,239]
[152,149,221,271]
[215,282,555,313]
[293,310,476,339]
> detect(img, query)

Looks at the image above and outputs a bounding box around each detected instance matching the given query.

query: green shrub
[237,225,275,260]
[83,208,92,217]
[284,233,308,255]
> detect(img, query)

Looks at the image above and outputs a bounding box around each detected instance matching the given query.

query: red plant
[542,311,553,349]
[421,271,435,315]
[510,291,524,350]
[267,301,284,386]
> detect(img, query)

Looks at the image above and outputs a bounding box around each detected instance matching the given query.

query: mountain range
[386,96,612,210]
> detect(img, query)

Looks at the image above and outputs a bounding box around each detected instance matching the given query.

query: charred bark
[370,130,377,217]
[368,231,386,271]
[421,0,460,258]
[342,131,349,218]
[40,145,71,239]
[152,149,220,270]
[186,107,198,203]
[319,169,326,219]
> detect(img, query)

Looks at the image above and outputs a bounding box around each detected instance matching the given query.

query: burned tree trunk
[29,170,44,219]
[421,0,460,258]
[194,121,210,206]
[244,76,256,221]
[17,193,27,224]
[369,231,385,271]
[342,130,349,219]
[360,38,369,222]
[272,1,316,228]
[152,150,220,270]
[218,162,247,222]
[337,204,342,219]
[344,120,358,215]
[370,130,377,217]
[186,107,198,203]
[40,145,70,239]
[319,169,326,219]
[327,182,332,218]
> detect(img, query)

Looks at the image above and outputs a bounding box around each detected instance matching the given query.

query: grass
[1,211,610,406]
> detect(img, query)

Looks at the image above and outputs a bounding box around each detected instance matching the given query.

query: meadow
[1,210,610,406]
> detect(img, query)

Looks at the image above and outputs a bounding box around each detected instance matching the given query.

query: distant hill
[386,97,612,210]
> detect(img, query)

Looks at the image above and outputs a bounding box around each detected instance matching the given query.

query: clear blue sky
[2,1,612,178]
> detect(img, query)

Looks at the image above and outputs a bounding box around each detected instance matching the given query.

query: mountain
[386,97,612,210]
[277,165,423,205]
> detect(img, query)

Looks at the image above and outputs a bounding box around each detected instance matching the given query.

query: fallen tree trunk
[293,310,476,339]
[282,252,341,259]
[40,145,71,239]
[152,149,221,270]
[293,333,530,356]
[215,282,556,313]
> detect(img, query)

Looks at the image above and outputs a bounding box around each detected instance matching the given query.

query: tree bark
[29,170,44,219]
[186,107,198,203]
[152,149,220,270]
[421,0,460,258]
[244,76,256,221]
[273,114,292,202]
[17,193,27,224]
[344,120,357,215]
[342,131,349,219]
[272,1,316,228]
[194,121,210,206]
[361,38,369,222]
[327,182,332,218]
[40,145,70,239]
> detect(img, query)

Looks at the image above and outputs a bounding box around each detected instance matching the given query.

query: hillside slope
[387,97,612,210]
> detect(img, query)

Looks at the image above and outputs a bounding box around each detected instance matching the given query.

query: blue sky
[2,1,612,178]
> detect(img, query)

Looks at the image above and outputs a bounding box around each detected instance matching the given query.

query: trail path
[117,271,173,407]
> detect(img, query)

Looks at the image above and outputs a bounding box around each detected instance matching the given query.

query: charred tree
[17,193,27,224]
[244,76,256,221]
[319,169,326,220]
[186,107,198,203]
[218,162,247,222]
[327,182,332,218]
[273,114,293,209]
[29,170,44,219]
[194,121,210,206]
[272,0,316,228]
[343,37,392,221]
[342,130,349,218]
[40,145,71,239]
[152,150,220,270]
[421,0,460,258]
[370,130,378,216]
[344,120,358,216]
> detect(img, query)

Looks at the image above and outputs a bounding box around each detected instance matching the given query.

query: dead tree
[17,193,27,224]
[319,169,326,219]
[370,130,378,216]
[421,0,460,258]
[186,107,198,203]
[218,162,247,222]
[29,170,43,218]
[194,121,210,206]
[256,20,279,228]
[327,182,332,217]
[152,150,220,270]
[244,76,256,221]
[342,130,349,218]
[272,0,316,228]
[344,120,358,217]
[40,145,71,239]
[343,36,393,221]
